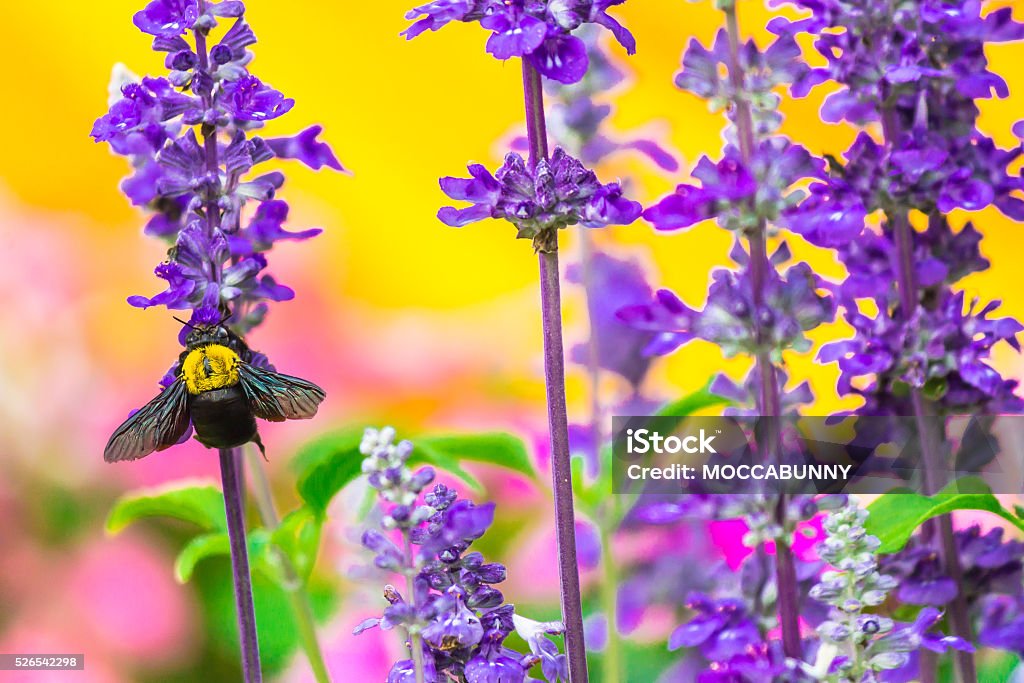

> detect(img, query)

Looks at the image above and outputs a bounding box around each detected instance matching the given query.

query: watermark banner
[611,415,1024,495]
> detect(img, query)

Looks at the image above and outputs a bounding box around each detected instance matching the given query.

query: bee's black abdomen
[188,385,259,450]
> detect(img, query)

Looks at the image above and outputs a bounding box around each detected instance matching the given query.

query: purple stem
[195,10,261,677]
[220,448,263,682]
[522,60,589,683]
[881,110,977,683]
[721,5,802,660]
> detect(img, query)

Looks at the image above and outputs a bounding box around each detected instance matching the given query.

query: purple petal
[529,34,589,85]
[484,14,547,60]
[438,204,493,227]
[266,125,346,172]
[623,139,679,172]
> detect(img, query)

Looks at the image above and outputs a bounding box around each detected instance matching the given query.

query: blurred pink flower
[281,613,392,683]
[0,624,120,683]
[710,514,826,570]
[66,534,197,665]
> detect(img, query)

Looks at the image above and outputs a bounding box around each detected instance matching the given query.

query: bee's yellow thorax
[181,344,241,395]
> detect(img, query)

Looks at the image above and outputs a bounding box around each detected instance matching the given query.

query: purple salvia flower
[772,0,1024,124]
[219,74,294,121]
[669,594,761,662]
[93,1,342,337]
[619,244,833,361]
[978,596,1024,655]
[402,0,635,84]
[530,26,676,171]
[133,0,200,38]
[626,0,841,669]
[675,30,826,135]
[644,139,823,233]
[882,526,1024,609]
[356,428,537,683]
[438,148,641,252]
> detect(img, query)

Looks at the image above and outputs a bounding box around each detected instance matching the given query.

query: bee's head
[185,324,231,348]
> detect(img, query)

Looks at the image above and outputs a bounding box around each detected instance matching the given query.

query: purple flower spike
[356,429,536,683]
[621,256,833,360]
[133,0,200,38]
[94,0,341,340]
[644,140,822,234]
[422,592,485,650]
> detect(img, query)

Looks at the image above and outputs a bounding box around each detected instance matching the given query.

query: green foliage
[290,427,366,516]
[653,382,731,425]
[865,477,1024,554]
[109,426,537,592]
[271,506,322,583]
[196,558,337,675]
[106,484,227,534]
[175,533,233,583]
[413,432,536,492]
[977,651,1020,682]
[417,432,536,480]
[291,427,537,513]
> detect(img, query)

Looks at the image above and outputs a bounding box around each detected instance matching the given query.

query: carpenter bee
[104,322,325,463]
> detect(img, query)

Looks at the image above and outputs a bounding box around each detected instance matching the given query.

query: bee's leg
[253,433,268,461]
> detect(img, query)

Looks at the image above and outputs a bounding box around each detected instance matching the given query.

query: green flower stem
[245,449,331,683]
[598,520,622,683]
[403,531,427,683]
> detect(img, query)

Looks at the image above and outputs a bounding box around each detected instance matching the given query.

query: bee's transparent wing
[104,380,190,462]
[238,363,325,422]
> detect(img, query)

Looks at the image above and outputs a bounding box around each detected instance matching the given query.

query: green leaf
[173,506,324,589]
[291,428,535,510]
[865,477,1024,554]
[271,506,322,583]
[411,445,484,492]
[571,454,603,511]
[417,432,536,481]
[174,529,274,584]
[197,560,338,674]
[106,483,226,535]
[291,428,366,515]
[654,382,731,422]
[175,533,230,583]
